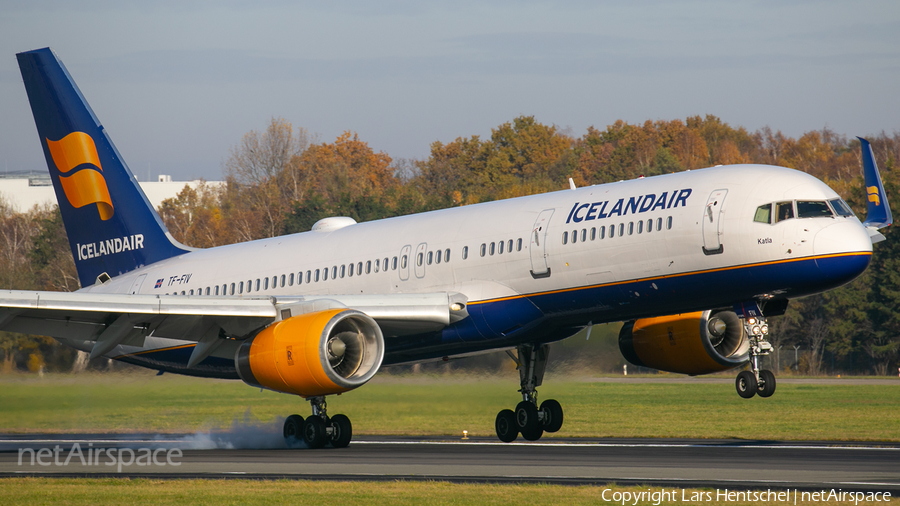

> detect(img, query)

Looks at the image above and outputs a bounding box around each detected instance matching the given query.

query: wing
[0,290,468,367]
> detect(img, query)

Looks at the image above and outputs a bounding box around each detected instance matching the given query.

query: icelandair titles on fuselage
[566,189,692,224]
[76,234,144,261]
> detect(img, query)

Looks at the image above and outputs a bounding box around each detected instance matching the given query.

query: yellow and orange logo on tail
[46,132,114,220]
[867,186,881,207]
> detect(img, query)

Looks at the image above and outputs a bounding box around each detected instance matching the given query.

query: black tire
[540,399,564,433]
[302,416,327,449]
[330,414,352,448]
[283,414,304,445]
[515,401,543,441]
[495,409,518,442]
[736,370,758,399]
[757,370,776,398]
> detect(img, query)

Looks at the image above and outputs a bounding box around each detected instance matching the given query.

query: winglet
[858,137,892,230]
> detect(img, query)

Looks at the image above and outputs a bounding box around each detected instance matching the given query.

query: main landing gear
[734,314,777,399]
[495,344,564,442]
[283,396,352,449]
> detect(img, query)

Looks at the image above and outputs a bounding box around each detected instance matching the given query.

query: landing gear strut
[283,396,353,449]
[735,313,776,399]
[495,344,564,442]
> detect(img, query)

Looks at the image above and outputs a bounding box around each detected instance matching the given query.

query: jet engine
[619,310,749,375]
[236,309,384,397]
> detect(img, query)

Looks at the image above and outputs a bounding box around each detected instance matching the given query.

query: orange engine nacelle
[235,309,384,397]
[619,310,749,375]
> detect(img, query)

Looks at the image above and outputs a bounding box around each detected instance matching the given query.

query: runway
[2,434,899,492]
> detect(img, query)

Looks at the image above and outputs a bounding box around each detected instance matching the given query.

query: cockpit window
[828,198,855,217]
[775,201,794,222]
[754,204,772,224]
[797,201,833,218]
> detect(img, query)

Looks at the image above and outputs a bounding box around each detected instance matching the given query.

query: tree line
[1,115,898,375]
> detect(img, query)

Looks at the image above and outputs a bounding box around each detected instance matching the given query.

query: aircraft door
[702,189,728,255]
[529,209,554,278]
[414,243,427,279]
[129,274,147,294]
[399,245,411,281]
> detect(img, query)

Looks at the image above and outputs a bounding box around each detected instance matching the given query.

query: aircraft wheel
[303,416,327,449]
[736,370,758,399]
[495,409,518,443]
[757,370,776,398]
[515,401,544,441]
[540,399,564,433]
[330,414,353,448]
[283,414,304,445]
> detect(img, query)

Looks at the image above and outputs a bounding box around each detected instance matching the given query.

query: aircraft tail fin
[858,137,892,230]
[16,47,190,288]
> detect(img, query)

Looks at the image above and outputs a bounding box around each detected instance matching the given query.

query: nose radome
[813,220,873,256]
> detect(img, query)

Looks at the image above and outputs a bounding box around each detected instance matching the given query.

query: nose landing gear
[734,311,777,399]
[283,396,353,449]
[494,344,565,442]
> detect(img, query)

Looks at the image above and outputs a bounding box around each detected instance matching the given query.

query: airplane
[5,47,891,447]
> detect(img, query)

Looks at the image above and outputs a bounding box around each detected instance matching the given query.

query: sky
[1,1,898,181]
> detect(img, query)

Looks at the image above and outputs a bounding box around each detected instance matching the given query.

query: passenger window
[374,260,379,273]
[366,261,371,274]
[272,275,277,287]
[358,262,363,274]
[562,231,568,245]
[647,219,653,233]
[340,265,346,278]
[445,249,450,262]
[289,273,294,286]
[332,266,338,278]
[507,239,513,252]
[255,279,260,291]
[463,246,469,259]
[281,274,286,287]
[306,270,311,283]
[400,256,407,269]
[229,283,234,295]
[657,217,663,231]
[498,241,504,254]
[490,242,495,255]
[516,239,522,251]
[775,201,794,222]
[349,264,354,277]
[590,228,596,240]
[609,225,615,238]
[480,244,486,257]
[427,251,433,265]
[417,253,423,266]
[435,250,441,264]
[215,286,220,296]
[637,221,643,234]
[628,222,634,235]
[323,268,328,281]
[239,281,244,294]
[264,277,269,290]
[797,201,833,218]
[392,257,398,270]
[754,203,772,224]
[666,216,673,229]
[581,229,587,242]
[189,289,194,295]
[599,226,606,239]
[571,230,577,243]
[829,198,854,217]
[383,257,388,270]
[619,223,625,236]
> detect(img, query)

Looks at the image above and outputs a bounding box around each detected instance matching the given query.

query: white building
[0,173,224,213]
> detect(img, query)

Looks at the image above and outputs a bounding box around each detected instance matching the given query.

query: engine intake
[619,310,749,375]
[236,309,384,396]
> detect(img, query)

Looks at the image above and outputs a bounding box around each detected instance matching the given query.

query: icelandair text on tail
[77,234,144,261]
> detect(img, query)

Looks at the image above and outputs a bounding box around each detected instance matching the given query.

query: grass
[0,478,874,506]
[0,371,898,441]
